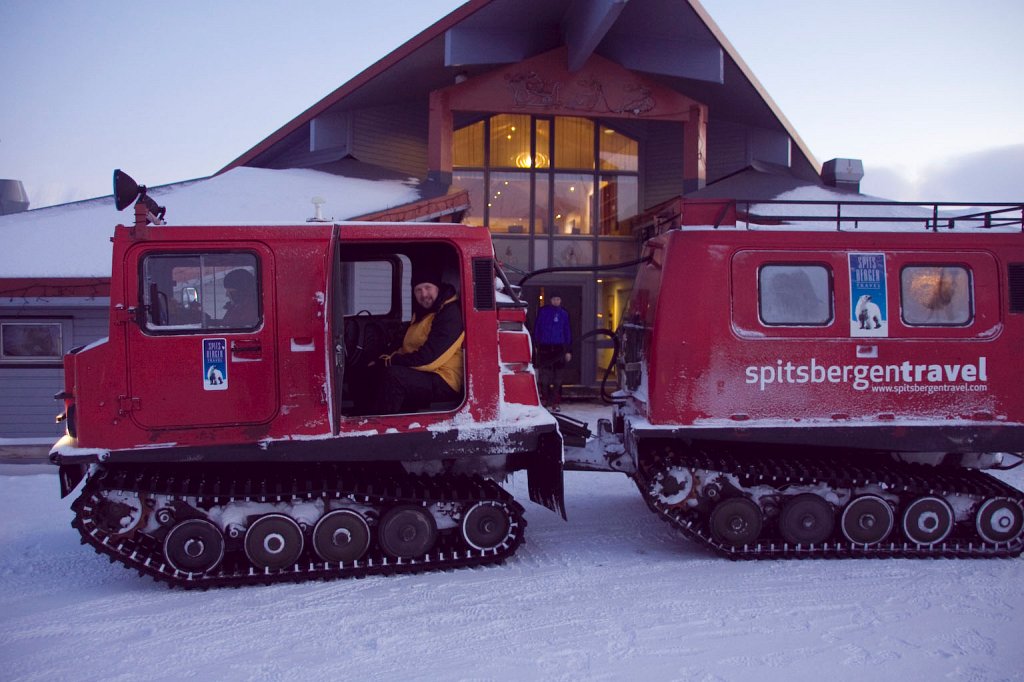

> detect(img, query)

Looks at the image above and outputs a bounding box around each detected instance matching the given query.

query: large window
[452,114,639,253]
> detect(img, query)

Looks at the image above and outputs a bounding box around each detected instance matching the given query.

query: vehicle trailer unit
[597,208,1024,559]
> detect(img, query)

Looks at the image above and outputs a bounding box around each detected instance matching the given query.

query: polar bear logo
[856,294,882,329]
[207,366,225,385]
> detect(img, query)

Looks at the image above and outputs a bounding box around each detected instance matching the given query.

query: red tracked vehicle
[51,175,1024,587]
[588,199,1024,558]
[51,174,563,588]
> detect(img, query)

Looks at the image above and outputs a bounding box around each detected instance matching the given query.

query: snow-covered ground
[2,405,1023,681]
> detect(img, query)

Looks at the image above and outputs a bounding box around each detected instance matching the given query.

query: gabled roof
[221,0,819,179]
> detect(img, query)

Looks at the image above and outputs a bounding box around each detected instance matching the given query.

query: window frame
[452,113,639,261]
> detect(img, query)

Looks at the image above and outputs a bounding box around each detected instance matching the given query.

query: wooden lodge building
[0,0,858,442]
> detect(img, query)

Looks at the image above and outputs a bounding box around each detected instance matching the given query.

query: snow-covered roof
[0,167,422,279]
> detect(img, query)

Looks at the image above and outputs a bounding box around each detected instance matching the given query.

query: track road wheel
[163,519,225,574]
[902,496,954,546]
[313,510,371,563]
[245,514,304,571]
[461,502,511,551]
[975,497,1024,545]
[779,493,835,546]
[379,506,438,559]
[840,495,894,546]
[709,497,763,547]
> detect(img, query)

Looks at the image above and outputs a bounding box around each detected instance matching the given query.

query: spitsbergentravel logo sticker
[849,253,888,338]
[203,338,228,391]
[745,356,988,393]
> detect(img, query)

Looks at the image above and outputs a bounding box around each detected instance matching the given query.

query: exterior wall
[352,103,430,177]
[706,119,749,183]
[0,302,109,440]
[642,120,685,208]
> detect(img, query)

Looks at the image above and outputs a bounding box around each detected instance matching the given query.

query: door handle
[231,339,263,354]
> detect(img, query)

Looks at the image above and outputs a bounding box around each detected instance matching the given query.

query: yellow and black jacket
[383,285,464,392]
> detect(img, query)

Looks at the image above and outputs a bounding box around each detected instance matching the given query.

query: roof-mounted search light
[113,169,166,225]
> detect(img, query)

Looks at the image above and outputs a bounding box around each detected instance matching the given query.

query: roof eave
[218,0,493,174]
[686,0,820,175]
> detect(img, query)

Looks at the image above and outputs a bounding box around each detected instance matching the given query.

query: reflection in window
[143,253,260,331]
[452,120,484,167]
[0,320,67,363]
[554,117,595,169]
[487,172,532,233]
[553,174,594,235]
[598,176,638,236]
[452,171,485,227]
[901,266,973,325]
[490,114,532,168]
[759,265,832,325]
[599,126,638,171]
[452,113,638,261]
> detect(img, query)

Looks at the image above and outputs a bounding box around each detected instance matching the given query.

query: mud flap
[527,431,566,519]
[59,464,88,498]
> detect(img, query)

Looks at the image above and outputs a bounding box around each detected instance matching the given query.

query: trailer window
[901,266,973,325]
[758,264,832,325]
[142,253,260,332]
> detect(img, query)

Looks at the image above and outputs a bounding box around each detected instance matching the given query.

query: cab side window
[142,253,260,332]
[901,265,973,326]
[758,264,833,325]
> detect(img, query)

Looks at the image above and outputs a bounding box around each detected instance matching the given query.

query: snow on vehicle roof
[0,167,421,278]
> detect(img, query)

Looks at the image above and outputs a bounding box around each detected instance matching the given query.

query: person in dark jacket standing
[533,291,572,411]
[370,264,464,414]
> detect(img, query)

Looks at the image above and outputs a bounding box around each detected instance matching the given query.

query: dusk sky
[1,0,1021,209]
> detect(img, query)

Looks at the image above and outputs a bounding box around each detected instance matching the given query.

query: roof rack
[731,199,1024,232]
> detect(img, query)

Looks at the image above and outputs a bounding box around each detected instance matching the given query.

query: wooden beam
[563,0,629,72]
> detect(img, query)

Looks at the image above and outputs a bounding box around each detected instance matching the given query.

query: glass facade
[453,113,641,389]
[452,113,639,266]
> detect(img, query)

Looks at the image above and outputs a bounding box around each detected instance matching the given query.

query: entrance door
[523,284,581,385]
[125,246,279,430]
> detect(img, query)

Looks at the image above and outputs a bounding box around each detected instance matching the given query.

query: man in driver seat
[370,265,464,414]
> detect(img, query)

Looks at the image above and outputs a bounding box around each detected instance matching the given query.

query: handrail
[723,199,1024,232]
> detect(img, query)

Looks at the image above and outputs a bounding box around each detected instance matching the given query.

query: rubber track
[636,451,1024,560]
[71,465,526,589]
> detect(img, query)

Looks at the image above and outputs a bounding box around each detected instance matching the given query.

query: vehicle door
[125,244,279,430]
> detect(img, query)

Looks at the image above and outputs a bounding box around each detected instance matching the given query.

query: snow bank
[1,459,1022,681]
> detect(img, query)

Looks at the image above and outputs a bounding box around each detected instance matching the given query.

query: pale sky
[1,0,1021,209]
